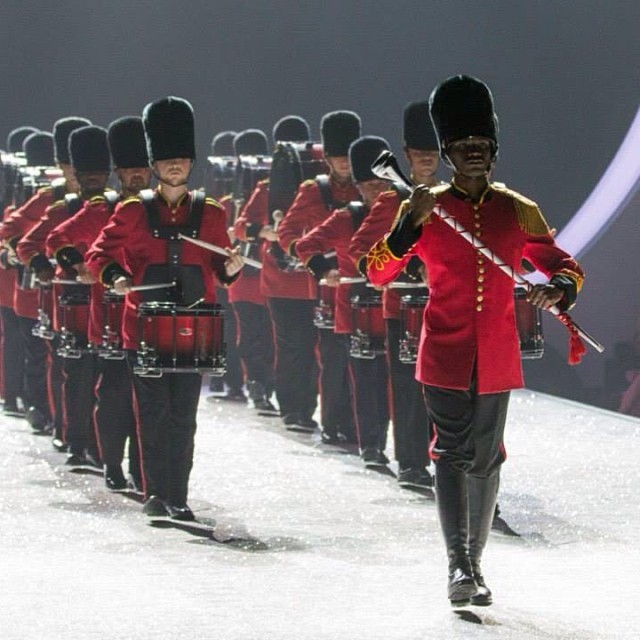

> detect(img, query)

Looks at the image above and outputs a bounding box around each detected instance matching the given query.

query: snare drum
[134,302,225,376]
[99,289,125,359]
[56,291,90,358]
[349,294,385,359]
[515,287,544,359]
[399,294,429,364]
[314,285,335,329]
[32,285,55,340]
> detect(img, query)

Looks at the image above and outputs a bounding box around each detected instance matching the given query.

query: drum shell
[56,292,90,342]
[314,285,335,329]
[351,295,385,339]
[514,288,544,359]
[102,289,124,346]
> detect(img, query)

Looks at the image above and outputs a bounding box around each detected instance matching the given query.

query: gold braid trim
[366,237,402,272]
[557,268,585,292]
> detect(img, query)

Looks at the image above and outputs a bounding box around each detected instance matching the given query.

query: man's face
[405,148,440,181]
[154,158,193,186]
[446,137,493,178]
[356,178,389,207]
[116,166,152,194]
[75,171,110,197]
[325,155,351,182]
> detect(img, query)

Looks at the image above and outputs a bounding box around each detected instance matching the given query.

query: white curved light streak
[528,104,640,283]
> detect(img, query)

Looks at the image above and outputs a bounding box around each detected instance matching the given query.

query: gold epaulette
[300,178,316,188]
[205,196,224,210]
[258,178,270,186]
[48,199,67,210]
[492,183,550,236]
[120,195,142,207]
[390,199,412,230]
[430,183,451,197]
[88,195,106,204]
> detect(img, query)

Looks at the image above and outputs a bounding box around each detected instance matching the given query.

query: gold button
[477,295,484,302]
[477,276,484,283]
[477,285,484,292]
[474,213,480,219]
[475,231,482,238]
[476,305,483,312]
[479,267,485,274]
[474,222,481,229]
[473,205,479,211]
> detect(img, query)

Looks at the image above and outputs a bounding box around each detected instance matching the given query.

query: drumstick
[50,278,86,286]
[387,281,428,289]
[318,276,366,286]
[177,233,263,269]
[111,282,177,295]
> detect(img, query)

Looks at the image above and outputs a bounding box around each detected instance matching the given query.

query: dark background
[2,1,640,408]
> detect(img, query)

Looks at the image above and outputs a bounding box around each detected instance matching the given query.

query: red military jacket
[46,194,118,345]
[350,187,425,320]
[296,204,365,334]
[0,205,18,309]
[234,178,311,300]
[366,181,584,394]
[220,192,264,306]
[2,188,60,319]
[277,176,360,301]
[85,188,234,350]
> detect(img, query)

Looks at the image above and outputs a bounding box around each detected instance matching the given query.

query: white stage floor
[1,388,638,639]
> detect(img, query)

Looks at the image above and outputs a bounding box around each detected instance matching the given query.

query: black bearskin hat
[7,127,39,153]
[272,115,310,144]
[108,116,149,169]
[69,126,111,173]
[23,132,54,167]
[53,117,92,164]
[211,131,237,156]
[321,111,361,156]
[403,101,439,150]
[349,136,390,183]
[429,75,499,159]
[142,96,196,163]
[233,129,269,156]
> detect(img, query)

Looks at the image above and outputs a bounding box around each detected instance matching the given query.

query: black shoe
[470,566,492,606]
[3,403,25,418]
[104,465,128,491]
[320,429,344,445]
[222,388,246,402]
[52,435,68,453]
[26,407,49,433]
[254,397,278,412]
[166,504,195,521]
[65,453,89,469]
[448,564,478,607]
[282,412,301,426]
[142,495,168,517]
[361,447,389,468]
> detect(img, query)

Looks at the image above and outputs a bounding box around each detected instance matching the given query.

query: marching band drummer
[365,76,584,607]
[296,136,391,467]
[349,101,441,491]
[85,97,243,521]
[46,116,152,491]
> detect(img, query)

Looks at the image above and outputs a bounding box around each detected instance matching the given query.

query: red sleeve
[277,180,321,256]
[17,202,68,267]
[202,200,234,282]
[296,209,349,264]
[85,201,140,282]
[349,190,399,271]
[0,189,52,244]
[234,180,269,241]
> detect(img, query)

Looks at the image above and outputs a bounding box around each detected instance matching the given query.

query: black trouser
[47,338,65,440]
[317,330,354,437]
[17,316,49,417]
[232,301,275,397]
[1,305,24,406]
[423,382,509,477]
[267,297,318,420]
[217,287,243,393]
[130,361,201,506]
[62,352,98,457]
[95,358,139,478]
[349,353,389,450]
[386,319,431,469]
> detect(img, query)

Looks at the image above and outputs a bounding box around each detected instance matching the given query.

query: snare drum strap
[140,189,205,240]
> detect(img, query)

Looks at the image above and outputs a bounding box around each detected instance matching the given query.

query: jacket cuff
[29,253,52,273]
[306,254,332,281]
[217,269,240,287]
[356,255,368,277]
[386,211,422,258]
[550,273,578,311]
[55,246,84,269]
[101,262,130,286]
[245,223,263,241]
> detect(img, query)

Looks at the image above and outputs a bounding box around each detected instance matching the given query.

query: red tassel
[557,312,587,365]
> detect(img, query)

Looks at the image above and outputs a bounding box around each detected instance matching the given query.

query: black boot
[434,462,477,607]
[468,470,500,606]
